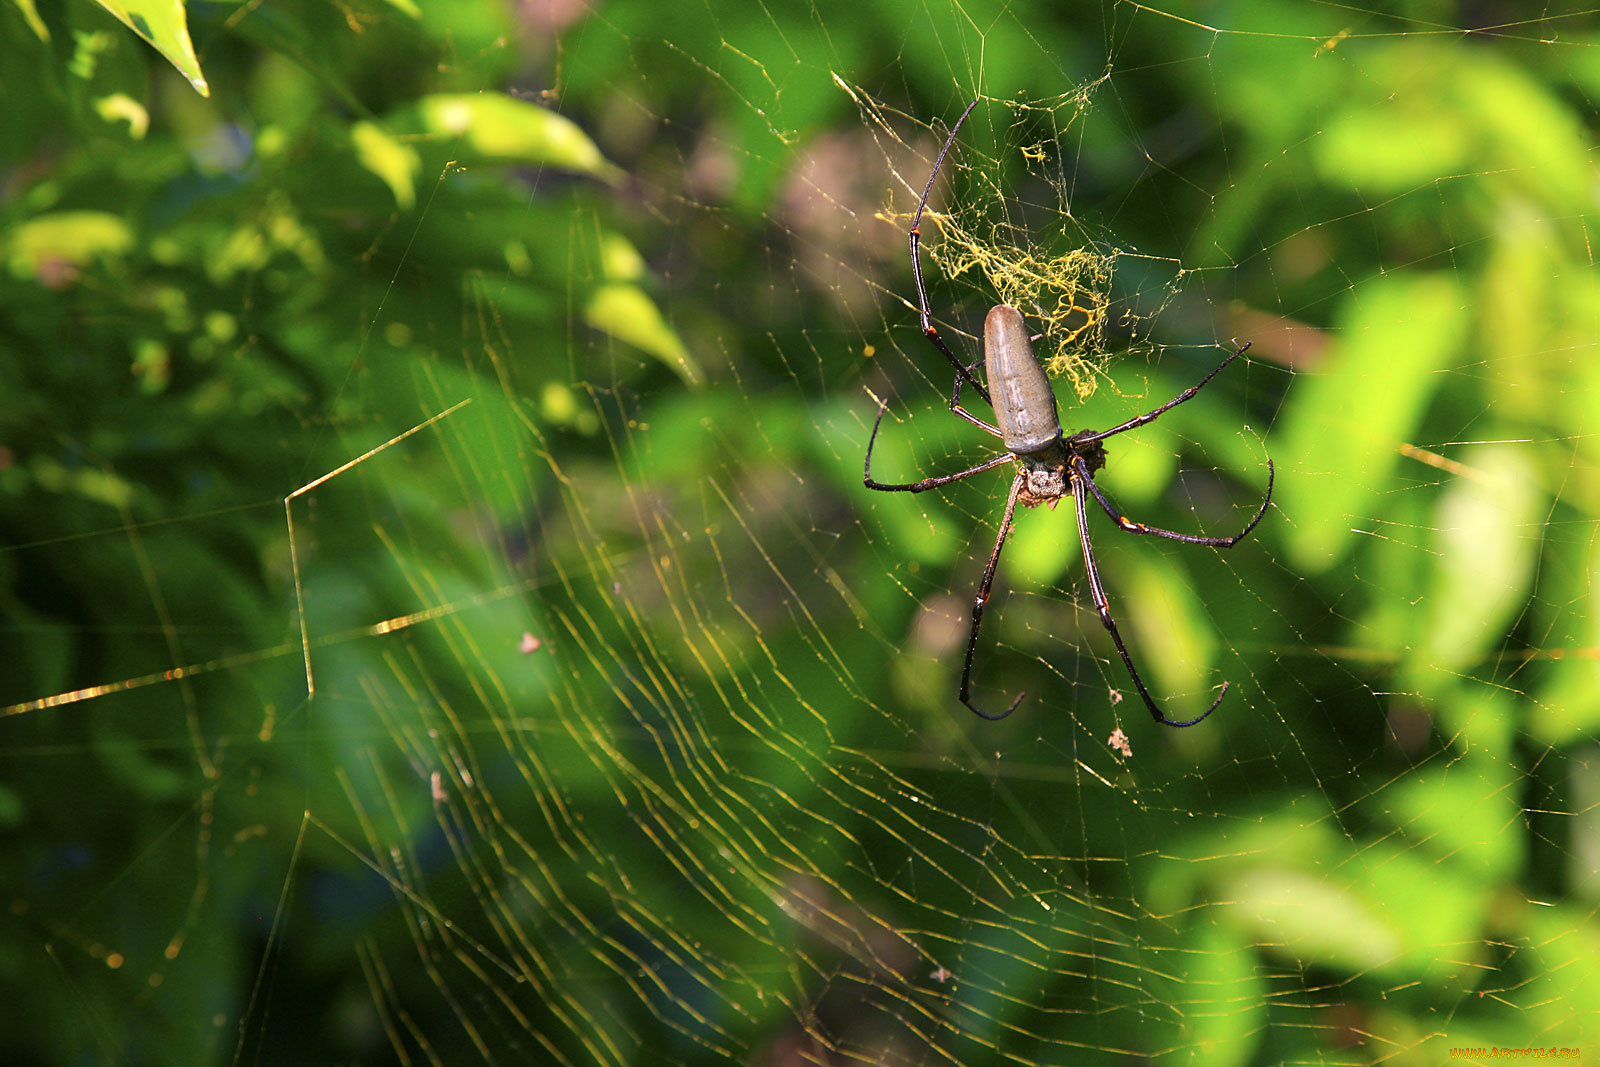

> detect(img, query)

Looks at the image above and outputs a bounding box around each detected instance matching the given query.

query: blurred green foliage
[2,0,1599,1064]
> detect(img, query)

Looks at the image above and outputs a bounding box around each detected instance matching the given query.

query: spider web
[3,1,1599,1064]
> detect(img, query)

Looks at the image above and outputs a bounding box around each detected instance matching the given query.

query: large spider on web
[864,99,1274,727]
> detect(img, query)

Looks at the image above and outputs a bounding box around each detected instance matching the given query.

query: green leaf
[1222,866,1401,972]
[1120,549,1218,702]
[1380,756,1520,877]
[1277,272,1467,571]
[91,0,208,96]
[351,119,421,211]
[1006,495,1079,590]
[408,93,624,184]
[1168,922,1267,1067]
[1314,44,1589,208]
[1414,443,1543,678]
[815,401,965,568]
[1518,905,1600,1041]
[1220,839,1491,981]
[92,92,150,137]
[1314,79,1470,194]
[584,283,704,386]
[3,210,135,278]
[597,230,646,282]
[1531,533,1600,744]
[11,0,49,41]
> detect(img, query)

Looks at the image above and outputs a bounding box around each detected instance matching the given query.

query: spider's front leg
[861,401,1015,493]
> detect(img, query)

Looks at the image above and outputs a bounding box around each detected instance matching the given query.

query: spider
[865,99,1274,727]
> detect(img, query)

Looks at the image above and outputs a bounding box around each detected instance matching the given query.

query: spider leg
[1081,342,1253,445]
[959,472,1028,720]
[910,98,992,407]
[949,358,1001,437]
[1077,454,1275,546]
[863,401,1014,492]
[1071,471,1225,728]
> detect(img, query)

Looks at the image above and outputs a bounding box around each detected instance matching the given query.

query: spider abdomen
[984,305,1064,456]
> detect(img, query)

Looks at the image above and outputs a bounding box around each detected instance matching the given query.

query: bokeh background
[3,0,1599,1063]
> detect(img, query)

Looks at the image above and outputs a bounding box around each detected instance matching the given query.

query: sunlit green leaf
[816,401,965,568]
[1314,44,1588,208]
[1222,866,1400,971]
[91,0,208,96]
[351,120,421,211]
[1121,549,1217,702]
[1007,494,1079,590]
[1171,923,1267,1067]
[1278,272,1467,572]
[11,0,48,41]
[1220,839,1490,981]
[1521,906,1600,1043]
[598,230,646,282]
[1454,48,1592,211]
[407,93,624,184]
[3,210,134,278]
[1414,444,1543,678]
[1531,533,1600,744]
[1479,200,1565,429]
[1314,72,1469,192]
[1380,756,1520,877]
[91,92,149,137]
[584,282,704,386]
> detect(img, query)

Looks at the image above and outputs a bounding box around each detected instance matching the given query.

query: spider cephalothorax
[1017,460,1068,507]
